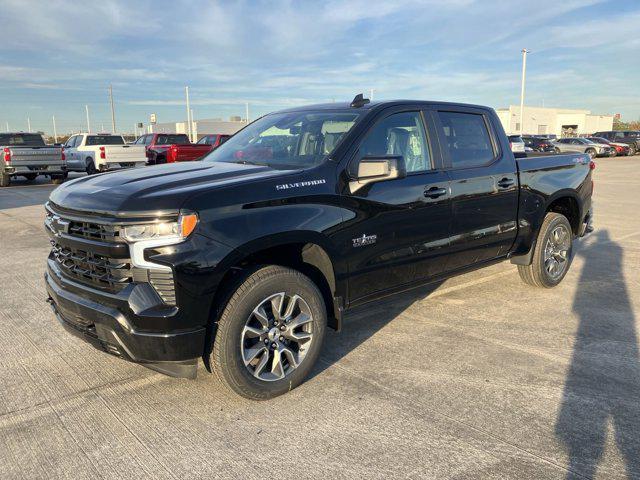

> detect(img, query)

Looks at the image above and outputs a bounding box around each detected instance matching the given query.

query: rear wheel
[554,147,561,154]
[0,173,10,187]
[85,158,97,175]
[211,265,326,400]
[51,174,65,185]
[629,145,637,156]
[585,148,596,159]
[518,212,573,288]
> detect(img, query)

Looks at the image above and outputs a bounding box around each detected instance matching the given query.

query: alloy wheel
[240,292,314,381]
[544,225,571,280]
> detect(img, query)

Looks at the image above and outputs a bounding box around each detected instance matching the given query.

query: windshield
[203,111,361,169]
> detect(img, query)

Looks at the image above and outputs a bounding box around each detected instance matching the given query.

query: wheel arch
[202,234,343,372]
[511,191,581,266]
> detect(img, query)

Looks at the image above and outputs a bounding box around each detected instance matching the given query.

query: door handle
[424,186,447,199]
[497,178,515,189]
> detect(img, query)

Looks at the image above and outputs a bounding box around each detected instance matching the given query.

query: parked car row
[0,131,233,186]
[508,130,640,159]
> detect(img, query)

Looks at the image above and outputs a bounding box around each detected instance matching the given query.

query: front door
[433,108,519,271]
[341,109,451,303]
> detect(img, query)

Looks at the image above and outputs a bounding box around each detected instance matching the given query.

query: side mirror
[349,155,406,193]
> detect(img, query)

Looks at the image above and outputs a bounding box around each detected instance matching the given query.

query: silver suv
[553,138,610,159]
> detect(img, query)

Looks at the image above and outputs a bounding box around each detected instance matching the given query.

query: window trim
[435,109,501,172]
[349,109,436,177]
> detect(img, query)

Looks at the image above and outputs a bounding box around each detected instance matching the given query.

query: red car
[134,133,213,165]
[586,137,630,156]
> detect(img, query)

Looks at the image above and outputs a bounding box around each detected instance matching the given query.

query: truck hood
[50,161,294,215]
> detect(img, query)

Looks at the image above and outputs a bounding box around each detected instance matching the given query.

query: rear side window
[437,111,496,168]
[0,133,45,146]
[155,134,190,145]
[86,135,125,146]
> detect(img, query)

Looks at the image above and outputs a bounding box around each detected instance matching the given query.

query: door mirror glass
[350,155,406,193]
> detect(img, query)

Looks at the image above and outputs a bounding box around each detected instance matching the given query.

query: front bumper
[45,261,205,378]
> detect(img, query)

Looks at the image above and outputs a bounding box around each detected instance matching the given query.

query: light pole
[245,102,250,123]
[109,84,116,133]
[185,86,193,142]
[27,117,31,132]
[85,105,91,133]
[52,115,58,143]
[519,48,530,135]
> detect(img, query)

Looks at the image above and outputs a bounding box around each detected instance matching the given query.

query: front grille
[68,221,122,242]
[51,241,132,292]
[46,203,176,303]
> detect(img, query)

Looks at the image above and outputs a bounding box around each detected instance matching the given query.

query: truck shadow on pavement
[312,280,444,379]
[556,230,640,479]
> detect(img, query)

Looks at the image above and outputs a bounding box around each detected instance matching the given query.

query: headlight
[122,212,198,242]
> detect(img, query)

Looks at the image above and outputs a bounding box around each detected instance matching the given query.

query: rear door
[433,107,519,271]
[343,108,451,302]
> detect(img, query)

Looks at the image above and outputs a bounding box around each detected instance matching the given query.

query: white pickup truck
[63,133,146,174]
[1,133,65,187]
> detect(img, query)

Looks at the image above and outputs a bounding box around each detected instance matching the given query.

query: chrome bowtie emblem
[49,215,70,235]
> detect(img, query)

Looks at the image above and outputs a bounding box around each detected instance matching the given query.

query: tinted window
[204,111,360,169]
[86,135,125,146]
[155,134,190,145]
[359,111,431,173]
[196,136,210,144]
[0,133,45,146]
[438,111,495,168]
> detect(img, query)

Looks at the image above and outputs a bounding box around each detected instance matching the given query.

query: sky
[1,0,639,135]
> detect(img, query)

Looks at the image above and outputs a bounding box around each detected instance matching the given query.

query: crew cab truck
[136,133,212,165]
[63,133,146,174]
[45,96,594,400]
[1,133,65,187]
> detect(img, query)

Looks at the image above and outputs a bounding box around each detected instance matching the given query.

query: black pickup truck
[44,96,594,399]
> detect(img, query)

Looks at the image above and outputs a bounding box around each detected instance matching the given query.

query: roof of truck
[278,99,494,113]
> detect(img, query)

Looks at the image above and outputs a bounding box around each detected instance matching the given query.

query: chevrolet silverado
[45,96,594,400]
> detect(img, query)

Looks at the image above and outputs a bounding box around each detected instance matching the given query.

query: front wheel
[211,265,326,400]
[554,147,561,154]
[518,212,573,288]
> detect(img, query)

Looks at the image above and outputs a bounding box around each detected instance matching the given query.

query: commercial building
[496,105,613,137]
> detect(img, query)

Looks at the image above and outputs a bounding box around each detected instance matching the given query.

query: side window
[144,135,153,145]
[615,132,624,139]
[65,136,76,148]
[437,111,496,169]
[359,111,431,173]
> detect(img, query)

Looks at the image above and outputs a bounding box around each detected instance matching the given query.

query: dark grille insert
[51,241,132,292]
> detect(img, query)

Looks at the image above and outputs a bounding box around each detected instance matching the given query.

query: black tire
[211,265,327,400]
[0,173,10,187]
[629,145,637,156]
[23,173,38,181]
[518,212,573,288]
[585,148,596,159]
[86,158,97,175]
[51,175,65,185]
[554,147,561,154]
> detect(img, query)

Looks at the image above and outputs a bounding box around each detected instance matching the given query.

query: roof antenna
[350,93,370,108]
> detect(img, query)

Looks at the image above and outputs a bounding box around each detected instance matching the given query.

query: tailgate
[8,147,62,167]
[174,145,211,161]
[103,145,146,163]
